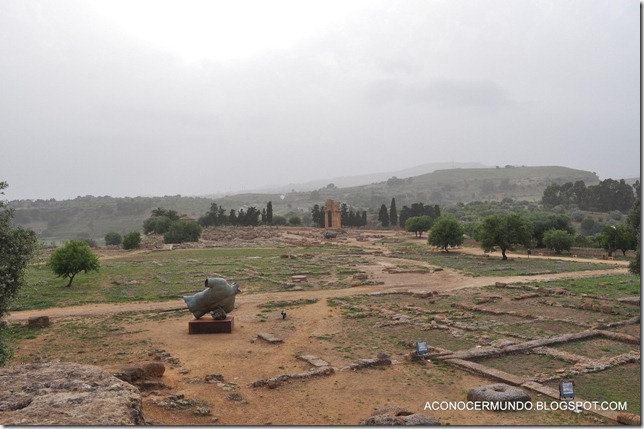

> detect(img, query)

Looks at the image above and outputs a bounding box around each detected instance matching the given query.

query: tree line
[198,202,273,227]
[542,179,636,213]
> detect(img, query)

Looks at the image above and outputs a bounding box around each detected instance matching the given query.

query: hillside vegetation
[8,166,600,244]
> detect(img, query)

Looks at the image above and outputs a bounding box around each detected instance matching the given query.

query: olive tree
[404,216,433,238]
[48,240,100,287]
[543,228,574,254]
[427,216,465,252]
[474,213,533,260]
[0,182,39,364]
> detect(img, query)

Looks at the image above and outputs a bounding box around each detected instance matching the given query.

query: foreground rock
[0,362,145,425]
[106,361,166,390]
[361,406,440,425]
[467,383,531,408]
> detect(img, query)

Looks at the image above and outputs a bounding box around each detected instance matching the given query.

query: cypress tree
[378,204,390,227]
[389,198,398,227]
[266,201,273,225]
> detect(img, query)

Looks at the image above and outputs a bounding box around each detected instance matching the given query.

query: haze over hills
[10,163,637,244]
[213,165,601,211]
[240,162,489,195]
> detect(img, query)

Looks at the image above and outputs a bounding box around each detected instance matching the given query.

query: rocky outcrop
[0,362,145,425]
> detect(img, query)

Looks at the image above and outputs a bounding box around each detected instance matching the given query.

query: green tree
[151,207,181,221]
[378,204,390,227]
[143,215,172,234]
[311,204,324,228]
[474,213,534,260]
[541,183,562,208]
[48,240,100,287]
[543,229,574,254]
[529,213,574,248]
[122,231,141,250]
[404,215,433,238]
[0,181,39,365]
[288,216,301,226]
[266,201,273,225]
[340,203,349,226]
[398,203,440,228]
[596,224,636,257]
[199,203,222,227]
[389,198,398,227]
[427,215,464,252]
[104,231,122,246]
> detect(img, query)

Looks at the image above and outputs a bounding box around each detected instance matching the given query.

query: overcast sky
[1,0,640,201]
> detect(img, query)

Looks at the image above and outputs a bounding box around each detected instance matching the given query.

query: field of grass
[386,243,619,277]
[12,246,365,311]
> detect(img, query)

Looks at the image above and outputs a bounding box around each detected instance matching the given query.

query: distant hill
[9,165,601,243]
[226,161,488,194]
[214,165,600,210]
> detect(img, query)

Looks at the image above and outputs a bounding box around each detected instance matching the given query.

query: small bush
[122,231,142,250]
[143,216,172,235]
[104,232,122,246]
[543,228,574,254]
[163,221,202,244]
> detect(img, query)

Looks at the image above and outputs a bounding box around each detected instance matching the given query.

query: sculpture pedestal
[188,316,234,334]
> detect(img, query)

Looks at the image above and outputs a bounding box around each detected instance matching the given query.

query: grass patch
[546,363,640,415]
[529,275,640,298]
[14,247,367,311]
[257,298,319,309]
[496,320,587,338]
[476,352,569,378]
[554,338,639,360]
[386,247,621,277]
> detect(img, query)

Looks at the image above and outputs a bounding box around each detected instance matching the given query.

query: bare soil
[6,228,634,425]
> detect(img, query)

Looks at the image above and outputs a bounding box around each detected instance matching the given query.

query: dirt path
[7,254,627,323]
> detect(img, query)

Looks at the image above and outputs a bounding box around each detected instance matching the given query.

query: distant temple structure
[323,199,341,229]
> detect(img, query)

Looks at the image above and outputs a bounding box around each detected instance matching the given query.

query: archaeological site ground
[2,227,640,425]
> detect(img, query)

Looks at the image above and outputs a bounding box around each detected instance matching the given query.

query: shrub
[122,231,142,250]
[143,216,172,235]
[163,221,202,244]
[288,216,302,226]
[104,232,122,246]
[543,228,574,254]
